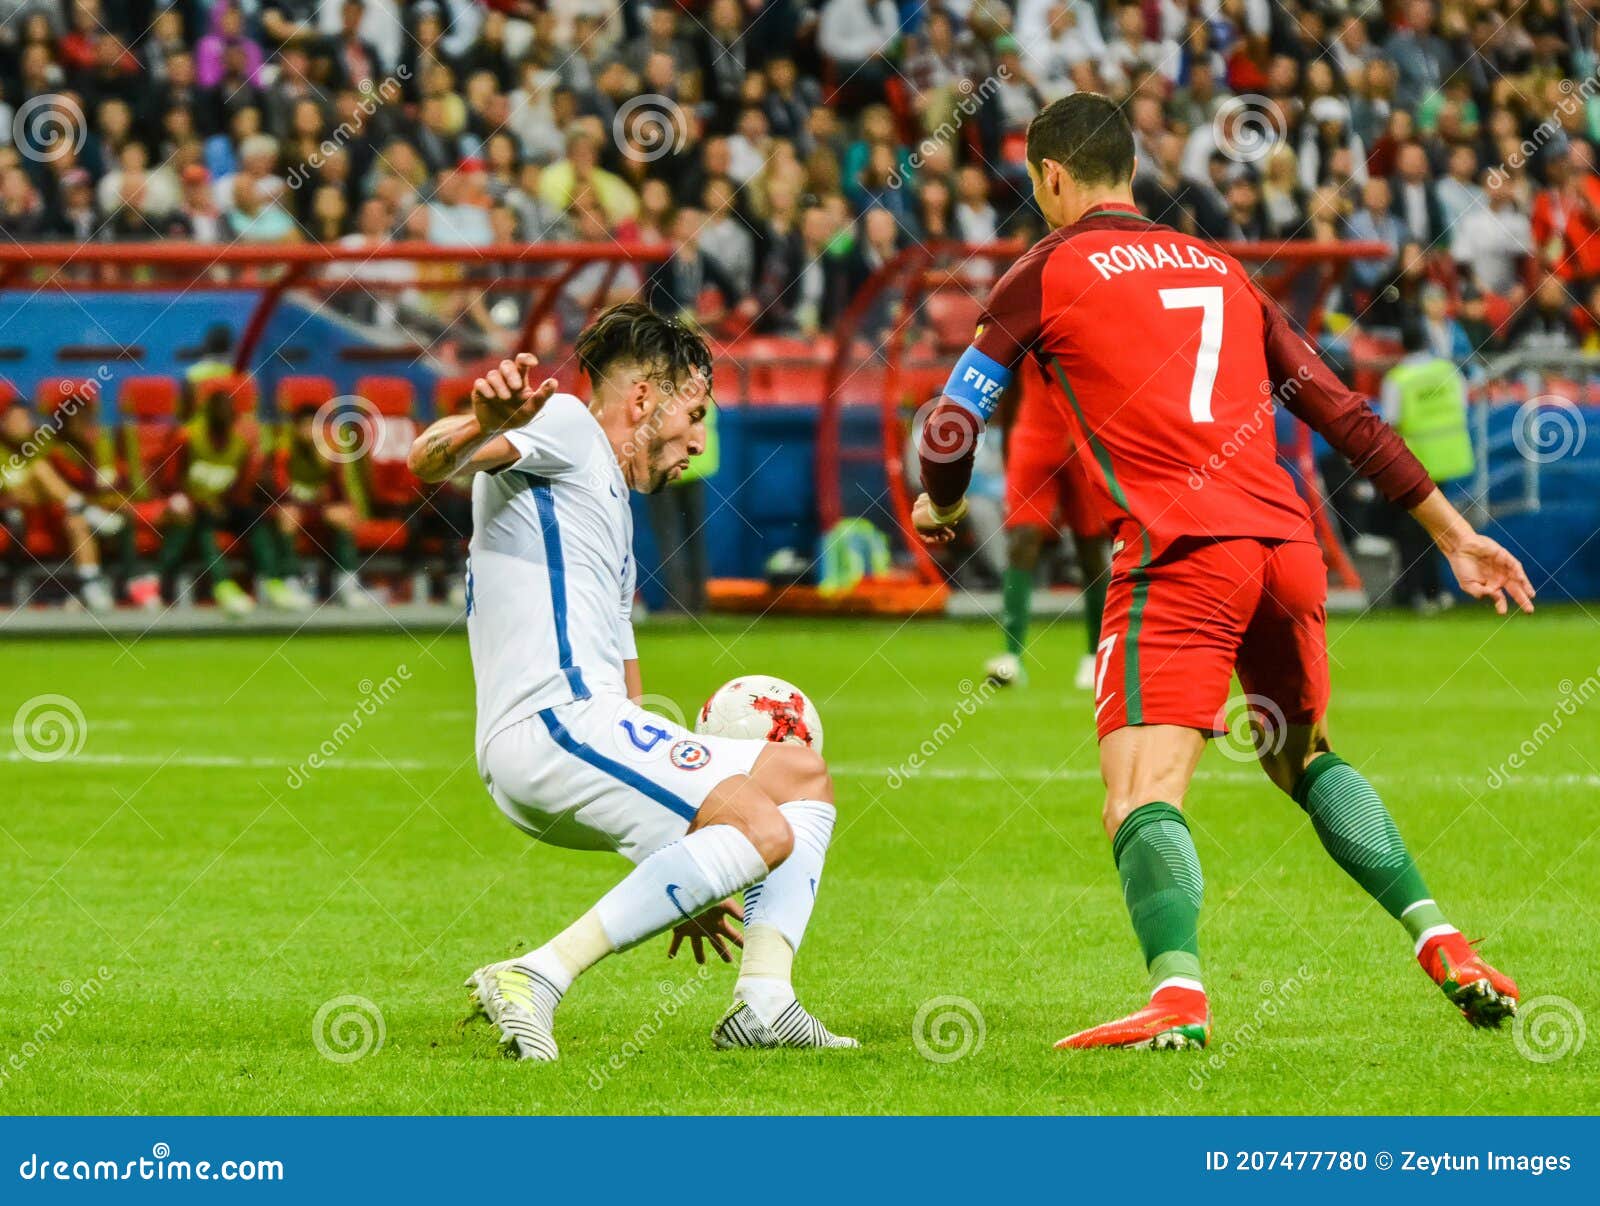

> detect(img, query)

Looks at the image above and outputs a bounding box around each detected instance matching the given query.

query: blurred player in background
[0,394,121,611]
[271,396,370,608]
[987,356,1110,691]
[41,384,144,604]
[409,304,855,1060]
[914,94,1534,1050]
[156,379,307,615]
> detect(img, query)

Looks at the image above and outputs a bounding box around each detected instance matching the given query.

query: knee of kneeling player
[743,807,795,869]
[762,741,834,805]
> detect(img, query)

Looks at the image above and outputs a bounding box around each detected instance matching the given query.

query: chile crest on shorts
[669,739,712,770]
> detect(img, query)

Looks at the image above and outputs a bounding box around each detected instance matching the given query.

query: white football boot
[712,998,858,1050]
[466,960,562,1061]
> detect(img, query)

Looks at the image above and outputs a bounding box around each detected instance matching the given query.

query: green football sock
[156,523,194,578]
[1294,753,1447,940]
[1001,567,1031,656]
[332,529,358,573]
[275,527,300,579]
[1112,802,1204,991]
[248,523,279,579]
[1083,572,1106,653]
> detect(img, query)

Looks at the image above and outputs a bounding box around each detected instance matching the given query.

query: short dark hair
[1025,93,1135,186]
[574,302,712,387]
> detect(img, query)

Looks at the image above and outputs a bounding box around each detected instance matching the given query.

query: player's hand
[471,352,558,435]
[911,492,968,545]
[667,896,744,964]
[1443,531,1535,615]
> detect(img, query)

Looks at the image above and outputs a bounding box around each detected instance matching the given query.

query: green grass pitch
[3,608,1596,1114]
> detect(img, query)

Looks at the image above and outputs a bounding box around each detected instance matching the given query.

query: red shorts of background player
[1004,435,1110,539]
[1091,535,1330,741]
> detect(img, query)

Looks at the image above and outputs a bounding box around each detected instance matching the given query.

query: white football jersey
[466,394,637,767]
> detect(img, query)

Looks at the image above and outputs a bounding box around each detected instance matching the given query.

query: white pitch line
[0,751,434,773]
[4,750,1598,791]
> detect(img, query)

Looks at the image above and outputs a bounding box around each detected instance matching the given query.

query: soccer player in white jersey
[408,303,855,1060]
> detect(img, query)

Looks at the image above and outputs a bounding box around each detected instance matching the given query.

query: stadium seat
[350,375,422,521]
[925,293,983,353]
[354,376,416,418]
[35,377,98,412]
[276,375,337,416]
[118,376,179,421]
[434,376,476,417]
[746,360,828,406]
[194,373,260,418]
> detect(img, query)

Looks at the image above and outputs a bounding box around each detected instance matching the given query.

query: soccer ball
[696,675,824,753]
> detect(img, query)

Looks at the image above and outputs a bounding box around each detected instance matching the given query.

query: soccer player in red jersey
[988,355,1111,691]
[912,94,1534,1050]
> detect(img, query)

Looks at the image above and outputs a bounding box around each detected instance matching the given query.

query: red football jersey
[1009,356,1074,454]
[922,203,1432,557]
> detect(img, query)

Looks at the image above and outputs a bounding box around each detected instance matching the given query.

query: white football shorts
[480,694,767,863]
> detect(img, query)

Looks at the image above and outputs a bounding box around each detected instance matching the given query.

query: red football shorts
[1003,436,1109,538]
[1092,535,1330,741]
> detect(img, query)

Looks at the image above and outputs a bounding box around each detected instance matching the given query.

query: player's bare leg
[1058,724,1211,1050]
[1260,721,1518,1028]
[697,743,857,1050]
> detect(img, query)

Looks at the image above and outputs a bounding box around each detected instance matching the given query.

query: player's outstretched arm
[1254,293,1534,616]
[408,353,558,482]
[1411,488,1536,615]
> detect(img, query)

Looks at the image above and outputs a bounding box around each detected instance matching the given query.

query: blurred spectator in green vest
[1381,320,1476,614]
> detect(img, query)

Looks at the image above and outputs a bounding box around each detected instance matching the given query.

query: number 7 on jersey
[1158,286,1223,424]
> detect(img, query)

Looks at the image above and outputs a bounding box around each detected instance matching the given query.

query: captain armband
[940,345,1013,422]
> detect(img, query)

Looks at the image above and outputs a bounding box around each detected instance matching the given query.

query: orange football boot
[1055,981,1210,1050]
[1418,930,1519,1028]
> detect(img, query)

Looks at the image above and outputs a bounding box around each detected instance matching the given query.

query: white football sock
[592,823,769,953]
[737,800,834,1017]
[520,910,611,995]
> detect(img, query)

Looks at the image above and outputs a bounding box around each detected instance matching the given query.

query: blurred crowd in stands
[0,0,1598,354]
[4,0,1600,612]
